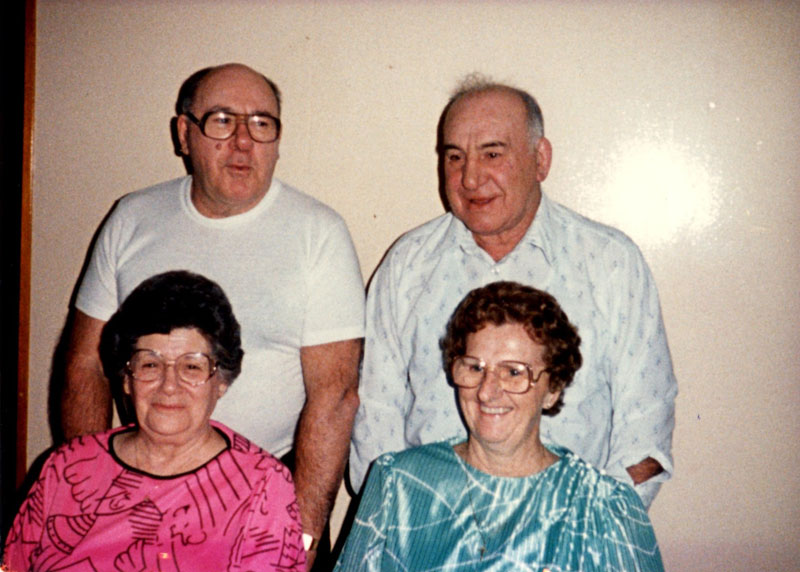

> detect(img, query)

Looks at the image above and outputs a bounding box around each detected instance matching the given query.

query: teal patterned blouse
[336,439,664,571]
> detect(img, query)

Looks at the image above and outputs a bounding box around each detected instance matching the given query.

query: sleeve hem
[302,326,365,347]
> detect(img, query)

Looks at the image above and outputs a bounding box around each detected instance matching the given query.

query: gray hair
[445,73,544,146]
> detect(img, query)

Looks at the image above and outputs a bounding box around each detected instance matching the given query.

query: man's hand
[61,310,112,440]
[626,457,664,485]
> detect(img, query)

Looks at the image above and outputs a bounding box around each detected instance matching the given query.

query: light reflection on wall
[596,139,719,248]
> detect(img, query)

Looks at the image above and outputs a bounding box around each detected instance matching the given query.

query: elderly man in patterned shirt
[350,75,677,508]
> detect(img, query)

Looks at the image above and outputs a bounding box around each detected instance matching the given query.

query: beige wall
[29,1,799,569]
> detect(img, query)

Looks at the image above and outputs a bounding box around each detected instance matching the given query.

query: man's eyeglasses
[451,356,548,394]
[126,349,218,388]
[184,110,281,143]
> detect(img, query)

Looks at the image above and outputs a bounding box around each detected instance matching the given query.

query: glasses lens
[497,361,532,392]
[202,111,236,139]
[453,357,484,387]
[129,351,163,382]
[176,354,213,385]
[246,115,279,142]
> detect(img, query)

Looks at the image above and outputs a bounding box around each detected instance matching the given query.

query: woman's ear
[123,376,132,396]
[543,388,561,411]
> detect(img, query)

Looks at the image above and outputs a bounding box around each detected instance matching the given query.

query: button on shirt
[350,193,677,507]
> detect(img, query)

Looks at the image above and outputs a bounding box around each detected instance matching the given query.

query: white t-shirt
[76,176,365,456]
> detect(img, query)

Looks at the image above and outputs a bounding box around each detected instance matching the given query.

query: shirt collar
[443,192,557,265]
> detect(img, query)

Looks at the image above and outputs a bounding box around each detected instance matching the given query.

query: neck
[457,435,557,478]
[473,232,526,262]
[119,425,225,476]
[189,181,268,219]
[472,194,541,262]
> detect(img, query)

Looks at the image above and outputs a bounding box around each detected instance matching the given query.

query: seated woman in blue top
[336,281,664,571]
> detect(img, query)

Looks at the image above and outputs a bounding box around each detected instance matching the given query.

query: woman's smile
[478,404,511,416]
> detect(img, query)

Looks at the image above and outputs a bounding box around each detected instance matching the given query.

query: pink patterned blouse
[3,421,306,571]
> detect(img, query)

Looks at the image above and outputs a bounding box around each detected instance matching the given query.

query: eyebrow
[479,141,507,150]
[205,105,277,117]
[441,141,508,153]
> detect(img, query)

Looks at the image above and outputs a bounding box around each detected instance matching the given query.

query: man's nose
[462,156,482,190]
[231,120,255,150]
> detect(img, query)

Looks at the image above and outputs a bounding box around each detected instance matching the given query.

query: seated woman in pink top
[3,270,306,572]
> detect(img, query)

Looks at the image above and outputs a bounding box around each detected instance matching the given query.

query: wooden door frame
[17,0,36,485]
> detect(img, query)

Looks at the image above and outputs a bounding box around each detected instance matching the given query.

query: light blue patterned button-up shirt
[350,193,677,507]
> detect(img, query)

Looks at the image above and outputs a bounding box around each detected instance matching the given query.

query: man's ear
[176,114,191,156]
[534,136,552,182]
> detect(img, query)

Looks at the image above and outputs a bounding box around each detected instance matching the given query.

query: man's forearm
[293,388,359,537]
[60,311,112,440]
[626,457,664,485]
[61,360,112,440]
[295,338,362,549]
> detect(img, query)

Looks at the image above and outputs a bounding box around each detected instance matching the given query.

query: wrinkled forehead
[133,327,213,355]
[469,319,545,346]
[443,89,528,142]
[194,65,279,115]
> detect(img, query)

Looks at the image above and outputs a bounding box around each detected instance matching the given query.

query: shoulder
[544,195,641,252]
[271,179,349,226]
[551,449,662,568]
[363,442,470,517]
[30,428,120,486]
[214,421,295,482]
[375,213,454,274]
[104,177,189,227]
[116,176,188,209]
[60,427,118,456]
[215,420,271,459]
[373,440,456,476]
[553,446,646,510]
[540,195,651,280]
[386,213,454,258]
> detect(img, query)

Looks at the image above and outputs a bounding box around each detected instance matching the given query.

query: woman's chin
[470,416,516,443]
[139,415,193,439]
[471,427,515,450]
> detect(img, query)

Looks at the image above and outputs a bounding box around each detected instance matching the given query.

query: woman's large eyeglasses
[184,110,281,143]
[126,349,218,388]
[451,356,548,394]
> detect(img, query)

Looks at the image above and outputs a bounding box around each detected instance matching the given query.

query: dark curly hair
[99,270,244,391]
[441,281,582,416]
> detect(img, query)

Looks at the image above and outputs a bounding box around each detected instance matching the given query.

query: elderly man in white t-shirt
[61,63,364,568]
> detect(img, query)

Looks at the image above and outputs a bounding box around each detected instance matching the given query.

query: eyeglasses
[184,110,281,143]
[126,349,218,388]
[451,356,548,394]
